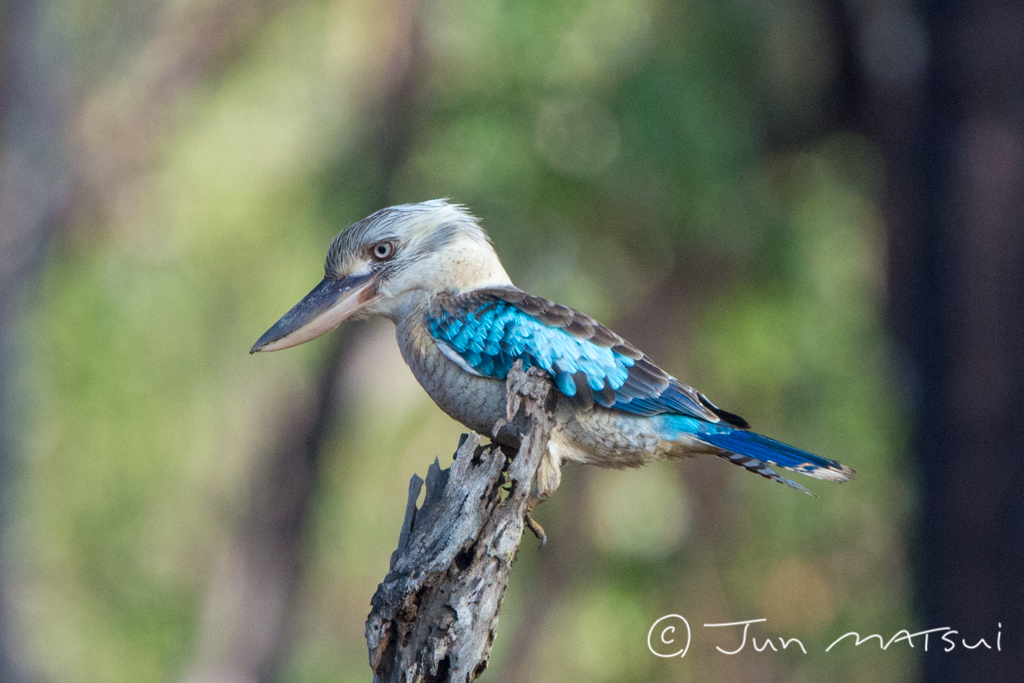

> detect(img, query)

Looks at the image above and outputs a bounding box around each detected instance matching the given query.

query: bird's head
[251,199,511,353]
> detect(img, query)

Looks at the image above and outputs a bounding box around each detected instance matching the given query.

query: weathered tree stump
[365,363,554,682]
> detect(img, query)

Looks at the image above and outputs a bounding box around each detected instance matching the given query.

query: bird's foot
[524,510,547,549]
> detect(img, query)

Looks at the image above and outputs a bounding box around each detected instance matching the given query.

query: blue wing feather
[428,288,733,424]
[428,288,854,489]
[430,296,632,398]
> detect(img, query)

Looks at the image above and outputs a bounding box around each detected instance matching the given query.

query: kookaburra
[252,199,854,500]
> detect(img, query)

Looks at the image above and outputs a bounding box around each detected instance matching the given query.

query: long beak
[250,273,378,353]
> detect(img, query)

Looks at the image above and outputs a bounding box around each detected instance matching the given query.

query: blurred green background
[2,0,1018,681]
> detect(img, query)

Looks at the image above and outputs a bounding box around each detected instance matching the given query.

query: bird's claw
[524,510,547,549]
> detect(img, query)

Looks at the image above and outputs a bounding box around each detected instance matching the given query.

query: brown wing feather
[472,287,749,428]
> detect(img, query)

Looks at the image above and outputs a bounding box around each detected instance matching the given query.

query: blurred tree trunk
[878,1,1024,680]
[2,0,291,679]
[70,0,288,221]
[181,2,425,682]
[0,0,70,680]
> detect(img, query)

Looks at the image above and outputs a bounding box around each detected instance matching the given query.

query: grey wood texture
[366,363,554,682]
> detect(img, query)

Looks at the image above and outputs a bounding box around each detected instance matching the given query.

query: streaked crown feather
[325,199,490,277]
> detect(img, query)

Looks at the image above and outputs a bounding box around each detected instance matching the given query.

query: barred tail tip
[811,462,856,483]
[694,427,855,486]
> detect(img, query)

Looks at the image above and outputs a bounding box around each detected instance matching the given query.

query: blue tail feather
[661,415,854,494]
[697,429,853,481]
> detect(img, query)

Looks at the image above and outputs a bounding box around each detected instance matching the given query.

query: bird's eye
[371,241,395,261]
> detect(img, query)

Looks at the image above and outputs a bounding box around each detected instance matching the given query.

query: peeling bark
[366,364,554,683]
